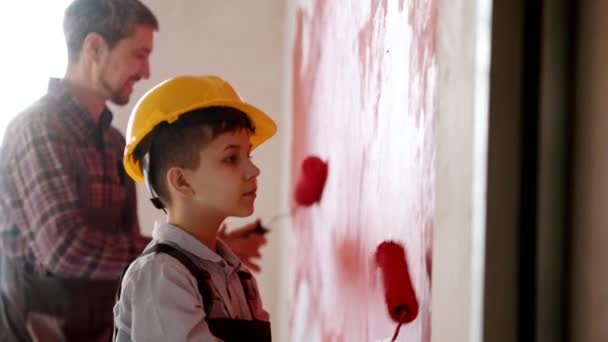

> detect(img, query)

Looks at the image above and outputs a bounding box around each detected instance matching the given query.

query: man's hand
[219,220,268,272]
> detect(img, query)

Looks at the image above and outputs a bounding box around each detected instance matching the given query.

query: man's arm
[218,220,267,272]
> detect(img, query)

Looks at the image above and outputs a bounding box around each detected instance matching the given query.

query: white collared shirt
[113,222,269,342]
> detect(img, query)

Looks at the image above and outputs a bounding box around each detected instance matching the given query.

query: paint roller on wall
[375,241,419,341]
[253,155,328,234]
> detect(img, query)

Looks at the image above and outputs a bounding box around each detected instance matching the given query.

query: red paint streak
[291,0,328,185]
[407,3,437,338]
[356,0,388,129]
[399,0,407,11]
[290,0,330,338]
[408,0,438,124]
[334,233,366,284]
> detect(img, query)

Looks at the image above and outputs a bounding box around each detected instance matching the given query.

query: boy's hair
[136,106,256,206]
[63,0,159,64]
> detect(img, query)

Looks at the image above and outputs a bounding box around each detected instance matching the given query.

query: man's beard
[101,74,131,106]
[110,91,130,106]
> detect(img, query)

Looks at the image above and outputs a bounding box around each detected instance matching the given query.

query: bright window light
[0,1,71,138]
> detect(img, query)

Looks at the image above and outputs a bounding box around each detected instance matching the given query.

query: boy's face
[185,129,259,217]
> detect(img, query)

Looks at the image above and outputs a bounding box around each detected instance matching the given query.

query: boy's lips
[243,188,257,197]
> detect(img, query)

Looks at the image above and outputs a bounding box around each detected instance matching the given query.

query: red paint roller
[253,155,328,234]
[294,155,328,206]
[375,241,419,328]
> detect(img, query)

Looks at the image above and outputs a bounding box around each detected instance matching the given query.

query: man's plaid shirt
[0,79,149,280]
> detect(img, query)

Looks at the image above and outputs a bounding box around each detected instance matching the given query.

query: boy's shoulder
[123,247,202,286]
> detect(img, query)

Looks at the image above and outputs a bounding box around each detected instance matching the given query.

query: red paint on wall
[290,0,436,341]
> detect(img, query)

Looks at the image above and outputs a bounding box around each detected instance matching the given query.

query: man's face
[96,25,154,105]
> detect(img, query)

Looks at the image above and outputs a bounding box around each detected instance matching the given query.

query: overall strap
[113,243,214,341]
[142,243,214,313]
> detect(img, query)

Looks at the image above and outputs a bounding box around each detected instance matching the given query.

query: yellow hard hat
[123,75,277,183]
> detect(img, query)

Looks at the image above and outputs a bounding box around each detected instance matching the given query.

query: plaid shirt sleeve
[12,117,145,280]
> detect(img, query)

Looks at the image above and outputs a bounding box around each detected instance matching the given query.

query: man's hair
[136,107,256,205]
[63,0,159,64]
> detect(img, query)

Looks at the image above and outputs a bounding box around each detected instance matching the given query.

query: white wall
[433,0,492,341]
[110,1,287,338]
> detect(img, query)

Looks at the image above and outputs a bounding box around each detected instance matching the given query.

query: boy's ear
[166,167,194,199]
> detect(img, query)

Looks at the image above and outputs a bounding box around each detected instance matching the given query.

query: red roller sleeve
[252,156,325,234]
[294,156,328,206]
[375,241,419,324]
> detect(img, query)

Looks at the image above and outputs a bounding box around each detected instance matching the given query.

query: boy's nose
[245,160,260,180]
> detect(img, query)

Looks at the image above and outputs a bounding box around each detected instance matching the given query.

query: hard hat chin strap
[142,152,167,214]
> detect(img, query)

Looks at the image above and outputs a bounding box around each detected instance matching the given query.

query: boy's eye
[224,155,239,163]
